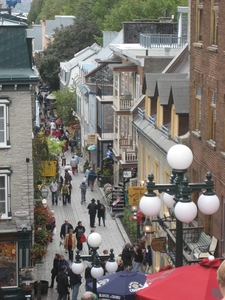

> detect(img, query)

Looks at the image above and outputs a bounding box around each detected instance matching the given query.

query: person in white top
[50,179,58,205]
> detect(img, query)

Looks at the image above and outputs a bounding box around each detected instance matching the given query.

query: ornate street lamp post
[139,144,219,267]
[71,232,118,295]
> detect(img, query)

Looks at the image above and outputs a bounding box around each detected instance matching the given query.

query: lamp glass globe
[163,193,175,209]
[198,194,220,215]
[105,261,118,273]
[167,144,193,170]
[91,266,104,279]
[139,195,161,216]
[71,262,84,274]
[87,232,102,248]
[174,201,197,223]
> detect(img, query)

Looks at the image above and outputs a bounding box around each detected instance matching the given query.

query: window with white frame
[0,168,12,219]
[0,99,10,147]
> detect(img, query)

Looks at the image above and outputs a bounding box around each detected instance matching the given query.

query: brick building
[190,0,225,256]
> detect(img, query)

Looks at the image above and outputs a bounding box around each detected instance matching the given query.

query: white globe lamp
[91,266,104,279]
[164,193,175,208]
[105,261,118,273]
[167,144,193,170]
[174,201,197,223]
[87,232,102,248]
[197,194,220,215]
[139,194,161,217]
[71,261,84,274]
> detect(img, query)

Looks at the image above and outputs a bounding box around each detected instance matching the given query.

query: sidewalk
[33,152,131,299]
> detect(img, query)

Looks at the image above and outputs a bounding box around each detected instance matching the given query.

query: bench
[186,232,211,255]
[194,236,218,259]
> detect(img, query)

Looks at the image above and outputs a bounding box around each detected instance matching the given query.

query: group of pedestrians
[87,198,106,228]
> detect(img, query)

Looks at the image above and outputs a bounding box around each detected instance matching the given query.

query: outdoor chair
[194,236,218,259]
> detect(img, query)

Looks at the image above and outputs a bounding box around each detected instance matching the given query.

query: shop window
[208,89,216,143]
[0,241,17,287]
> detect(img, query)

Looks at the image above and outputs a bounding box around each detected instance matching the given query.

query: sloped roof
[60,43,101,71]
[95,30,123,61]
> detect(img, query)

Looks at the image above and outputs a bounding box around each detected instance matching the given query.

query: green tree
[27,0,44,24]
[103,0,188,31]
[53,87,76,125]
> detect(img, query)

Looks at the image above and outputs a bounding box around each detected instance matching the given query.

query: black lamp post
[72,233,118,295]
[139,144,219,267]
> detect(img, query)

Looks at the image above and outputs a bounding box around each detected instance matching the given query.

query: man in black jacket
[60,219,73,240]
[68,269,82,300]
[121,243,133,270]
[87,199,97,228]
[56,265,70,300]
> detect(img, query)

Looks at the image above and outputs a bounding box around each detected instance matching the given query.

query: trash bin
[34,280,49,294]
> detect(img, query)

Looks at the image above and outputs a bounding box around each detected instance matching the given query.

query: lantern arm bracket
[74,248,115,265]
[145,172,216,197]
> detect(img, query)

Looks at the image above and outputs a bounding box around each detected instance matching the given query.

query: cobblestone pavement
[33,151,131,299]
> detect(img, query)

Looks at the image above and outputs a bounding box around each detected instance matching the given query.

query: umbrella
[88,145,96,151]
[46,93,56,100]
[136,258,222,300]
[88,271,146,300]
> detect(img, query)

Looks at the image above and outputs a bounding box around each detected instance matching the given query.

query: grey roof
[171,81,189,114]
[133,116,176,154]
[145,73,189,114]
[95,30,123,61]
[146,73,188,97]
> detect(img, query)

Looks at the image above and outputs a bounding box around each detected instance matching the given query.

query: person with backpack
[88,169,97,191]
[96,200,106,227]
[79,179,88,204]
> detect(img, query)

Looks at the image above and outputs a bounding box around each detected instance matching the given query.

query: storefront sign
[128,186,146,206]
[151,237,166,253]
[123,171,132,178]
[41,161,57,177]
[87,134,97,145]
[13,210,29,218]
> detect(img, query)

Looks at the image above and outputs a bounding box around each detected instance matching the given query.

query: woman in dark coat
[96,200,105,226]
[49,253,60,288]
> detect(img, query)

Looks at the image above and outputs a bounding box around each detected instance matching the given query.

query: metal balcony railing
[140,34,187,49]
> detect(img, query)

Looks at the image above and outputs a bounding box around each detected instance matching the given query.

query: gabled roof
[145,73,189,114]
[60,43,101,71]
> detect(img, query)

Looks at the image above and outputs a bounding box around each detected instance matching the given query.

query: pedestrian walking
[121,243,134,270]
[49,253,60,288]
[87,199,97,228]
[132,243,144,272]
[64,229,77,262]
[50,179,58,205]
[79,180,88,204]
[56,265,70,300]
[70,156,78,175]
[68,269,82,300]
[67,182,72,204]
[84,263,94,292]
[61,182,70,205]
[84,166,91,186]
[88,169,97,191]
[74,221,85,251]
[96,200,106,227]
[61,152,67,167]
[60,219,73,240]
[73,153,79,173]
[58,255,70,272]
[69,138,76,154]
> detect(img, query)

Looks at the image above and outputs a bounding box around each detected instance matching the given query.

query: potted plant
[30,244,47,263]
